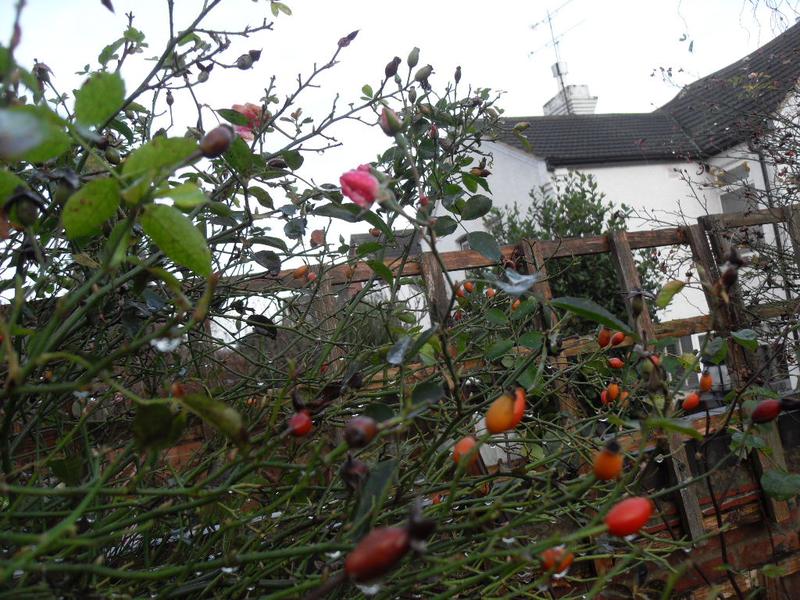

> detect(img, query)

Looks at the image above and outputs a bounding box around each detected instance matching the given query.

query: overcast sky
[4,0,800,238]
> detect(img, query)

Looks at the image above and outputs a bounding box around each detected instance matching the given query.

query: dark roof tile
[494,21,800,167]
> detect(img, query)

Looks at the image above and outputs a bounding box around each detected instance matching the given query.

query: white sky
[4,0,800,240]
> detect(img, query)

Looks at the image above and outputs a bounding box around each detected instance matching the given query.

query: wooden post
[784,205,800,268]
[519,238,612,576]
[518,238,581,419]
[419,253,450,326]
[683,224,730,334]
[608,230,706,543]
[608,230,656,344]
[697,217,791,523]
[668,432,707,543]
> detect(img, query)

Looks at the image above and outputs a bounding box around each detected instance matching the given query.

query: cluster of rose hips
[290,263,317,284]
[596,328,631,405]
[452,280,500,322]
[451,387,653,579]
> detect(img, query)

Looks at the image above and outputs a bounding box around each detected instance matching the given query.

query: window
[716,164,763,250]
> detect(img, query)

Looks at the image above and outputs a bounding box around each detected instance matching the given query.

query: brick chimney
[542,62,598,116]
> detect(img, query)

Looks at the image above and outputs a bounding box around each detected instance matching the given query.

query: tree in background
[484,171,660,332]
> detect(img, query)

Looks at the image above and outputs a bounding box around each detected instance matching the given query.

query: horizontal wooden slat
[712,206,787,228]
[225,228,687,293]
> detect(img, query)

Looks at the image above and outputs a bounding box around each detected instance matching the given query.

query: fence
[15,204,800,597]
[225,203,800,597]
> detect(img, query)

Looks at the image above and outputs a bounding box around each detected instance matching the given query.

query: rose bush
[0,2,794,598]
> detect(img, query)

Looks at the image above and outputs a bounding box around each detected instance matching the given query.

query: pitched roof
[494,21,800,167]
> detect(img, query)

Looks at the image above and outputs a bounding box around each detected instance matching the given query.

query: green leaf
[363,401,394,422]
[761,564,786,578]
[703,337,728,365]
[49,456,85,486]
[108,118,134,144]
[366,260,393,285]
[75,72,125,126]
[761,469,800,501]
[387,335,412,365]
[0,106,70,163]
[140,204,211,276]
[466,231,501,262]
[519,331,544,351]
[251,235,287,252]
[271,1,292,16]
[356,241,383,257]
[510,298,536,321]
[732,329,759,352]
[462,172,478,193]
[216,108,249,126]
[0,169,25,203]
[730,431,766,451]
[460,194,492,220]
[123,136,198,179]
[157,182,207,210]
[98,38,125,65]
[361,84,373,98]
[412,380,444,405]
[315,203,360,222]
[433,215,457,236]
[281,150,304,170]
[249,187,273,208]
[223,136,261,176]
[133,402,187,451]
[283,217,306,240]
[178,393,247,448]
[485,339,514,361]
[355,459,397,527]
[396,311,416,325]
[645,417,702,440]
[655,279,685,309]
[551,296,634,335]
[485,307,508,325]
[62,178,120,239]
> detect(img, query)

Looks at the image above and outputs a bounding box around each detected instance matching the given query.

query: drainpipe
[754,145,799,386]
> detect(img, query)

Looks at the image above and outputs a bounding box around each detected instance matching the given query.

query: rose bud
[268,157,288,169]
[407,47,420,68]
[340,455,370,492]
[338,30,359,48]
[378,107,403,136]
[340,165,379,209]
[385,56,401,78]
[199,125,234,158]
[345,416,378,448]
[236,54,254,70]
[414,65,433,83]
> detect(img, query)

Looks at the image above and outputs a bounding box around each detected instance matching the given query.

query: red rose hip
[752,399,782,423]
[288,410,313,437]
[605,497,653,536]
[344,526,410,582]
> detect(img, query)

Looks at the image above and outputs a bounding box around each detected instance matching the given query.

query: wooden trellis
[15,204,800,597]
[248,203,799,597]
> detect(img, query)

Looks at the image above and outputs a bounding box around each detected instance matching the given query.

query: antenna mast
[545,8,572,115]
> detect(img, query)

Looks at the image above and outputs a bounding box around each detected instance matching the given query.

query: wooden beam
[668,432,707,544]
[608,230,657,343]
[419,253,450,326]
[518,239,582,420]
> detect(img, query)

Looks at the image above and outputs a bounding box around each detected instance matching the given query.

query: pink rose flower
[232,102,266,141]
[340,165,379,208]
